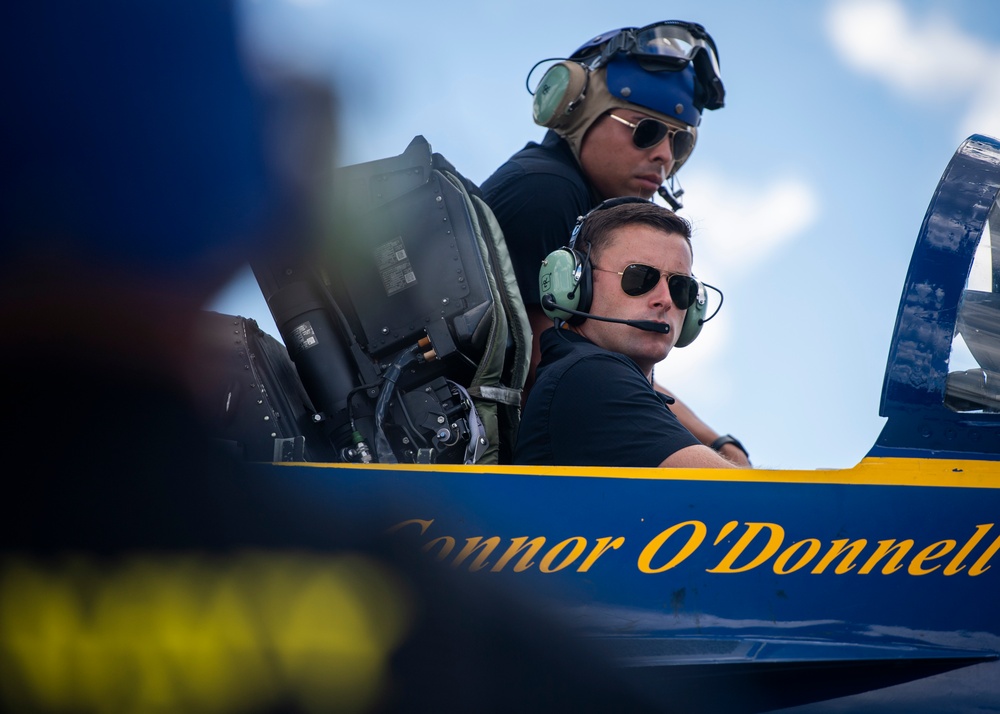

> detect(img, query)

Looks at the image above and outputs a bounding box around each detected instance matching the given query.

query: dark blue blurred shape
[0,0,280,289]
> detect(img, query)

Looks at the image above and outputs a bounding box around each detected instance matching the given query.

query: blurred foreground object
[0,2,662,712]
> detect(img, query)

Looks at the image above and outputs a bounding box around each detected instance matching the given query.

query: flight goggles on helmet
[571,21,725,118]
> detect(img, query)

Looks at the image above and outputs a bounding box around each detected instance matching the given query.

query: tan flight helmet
[530,21,725,177]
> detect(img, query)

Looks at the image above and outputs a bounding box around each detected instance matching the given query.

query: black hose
[372,345,420,463]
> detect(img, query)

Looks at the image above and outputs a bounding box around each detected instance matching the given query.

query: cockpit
[875,134,1000,460]
[946,200,1000,413]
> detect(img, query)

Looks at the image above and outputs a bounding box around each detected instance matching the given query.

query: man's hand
[717,442,751,467]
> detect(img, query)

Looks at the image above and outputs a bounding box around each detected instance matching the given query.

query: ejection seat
[203,136,530,465]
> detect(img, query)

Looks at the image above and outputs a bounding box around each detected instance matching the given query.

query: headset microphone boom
[540,294,671,334]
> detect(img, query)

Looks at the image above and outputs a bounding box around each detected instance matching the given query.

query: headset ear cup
[532,62,589,128]
[675,281,708,348]
[539,247,589,324]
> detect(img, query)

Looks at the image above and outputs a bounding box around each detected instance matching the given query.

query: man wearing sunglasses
[482,21,749,466]
[514,202,741,469]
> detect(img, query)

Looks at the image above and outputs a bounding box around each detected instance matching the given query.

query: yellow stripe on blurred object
[0,552,413,714]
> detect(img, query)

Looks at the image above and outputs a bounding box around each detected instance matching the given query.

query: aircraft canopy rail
[875,134,1000,459]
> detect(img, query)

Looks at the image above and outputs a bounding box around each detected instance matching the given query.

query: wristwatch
[710,434,749,458]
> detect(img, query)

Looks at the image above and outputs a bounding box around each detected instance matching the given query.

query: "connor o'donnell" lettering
[389,519,1000,577]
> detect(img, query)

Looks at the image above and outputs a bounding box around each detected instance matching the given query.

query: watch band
[710,434,749,458]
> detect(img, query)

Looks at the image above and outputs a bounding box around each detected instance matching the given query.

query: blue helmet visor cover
[605,55,700,127]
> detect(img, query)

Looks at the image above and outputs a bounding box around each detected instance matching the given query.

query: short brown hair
[576,200,692,261]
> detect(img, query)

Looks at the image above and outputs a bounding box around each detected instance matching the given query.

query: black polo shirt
[514,329,700,467]
[481,131,600,306]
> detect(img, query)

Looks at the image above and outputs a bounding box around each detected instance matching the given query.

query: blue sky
[211,0,1000,470]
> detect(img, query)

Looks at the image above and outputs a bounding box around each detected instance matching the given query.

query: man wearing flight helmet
[481,20,750,465]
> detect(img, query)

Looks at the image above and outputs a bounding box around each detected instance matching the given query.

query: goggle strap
[595,35,624,70]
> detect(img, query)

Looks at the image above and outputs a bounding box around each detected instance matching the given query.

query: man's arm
[655,384,752,467]
[659,444,743,468]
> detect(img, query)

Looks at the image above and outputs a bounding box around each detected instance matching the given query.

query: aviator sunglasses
[593,263,700,310]
[607,113,695,164]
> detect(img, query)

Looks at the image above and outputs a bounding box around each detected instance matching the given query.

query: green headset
[531,60,592,129]
[538,197,719,348]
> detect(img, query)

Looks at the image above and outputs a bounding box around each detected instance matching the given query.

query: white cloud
[678,172,820,277]
[826,0,1000,143]
[654,172,818,417]
[960,69,1000,143]
[826,0,993,96]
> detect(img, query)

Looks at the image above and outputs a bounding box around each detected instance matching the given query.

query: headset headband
[569,196,652,249]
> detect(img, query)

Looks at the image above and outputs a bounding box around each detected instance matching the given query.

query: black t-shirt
[514,330,701,467]
[480,131,600,306]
